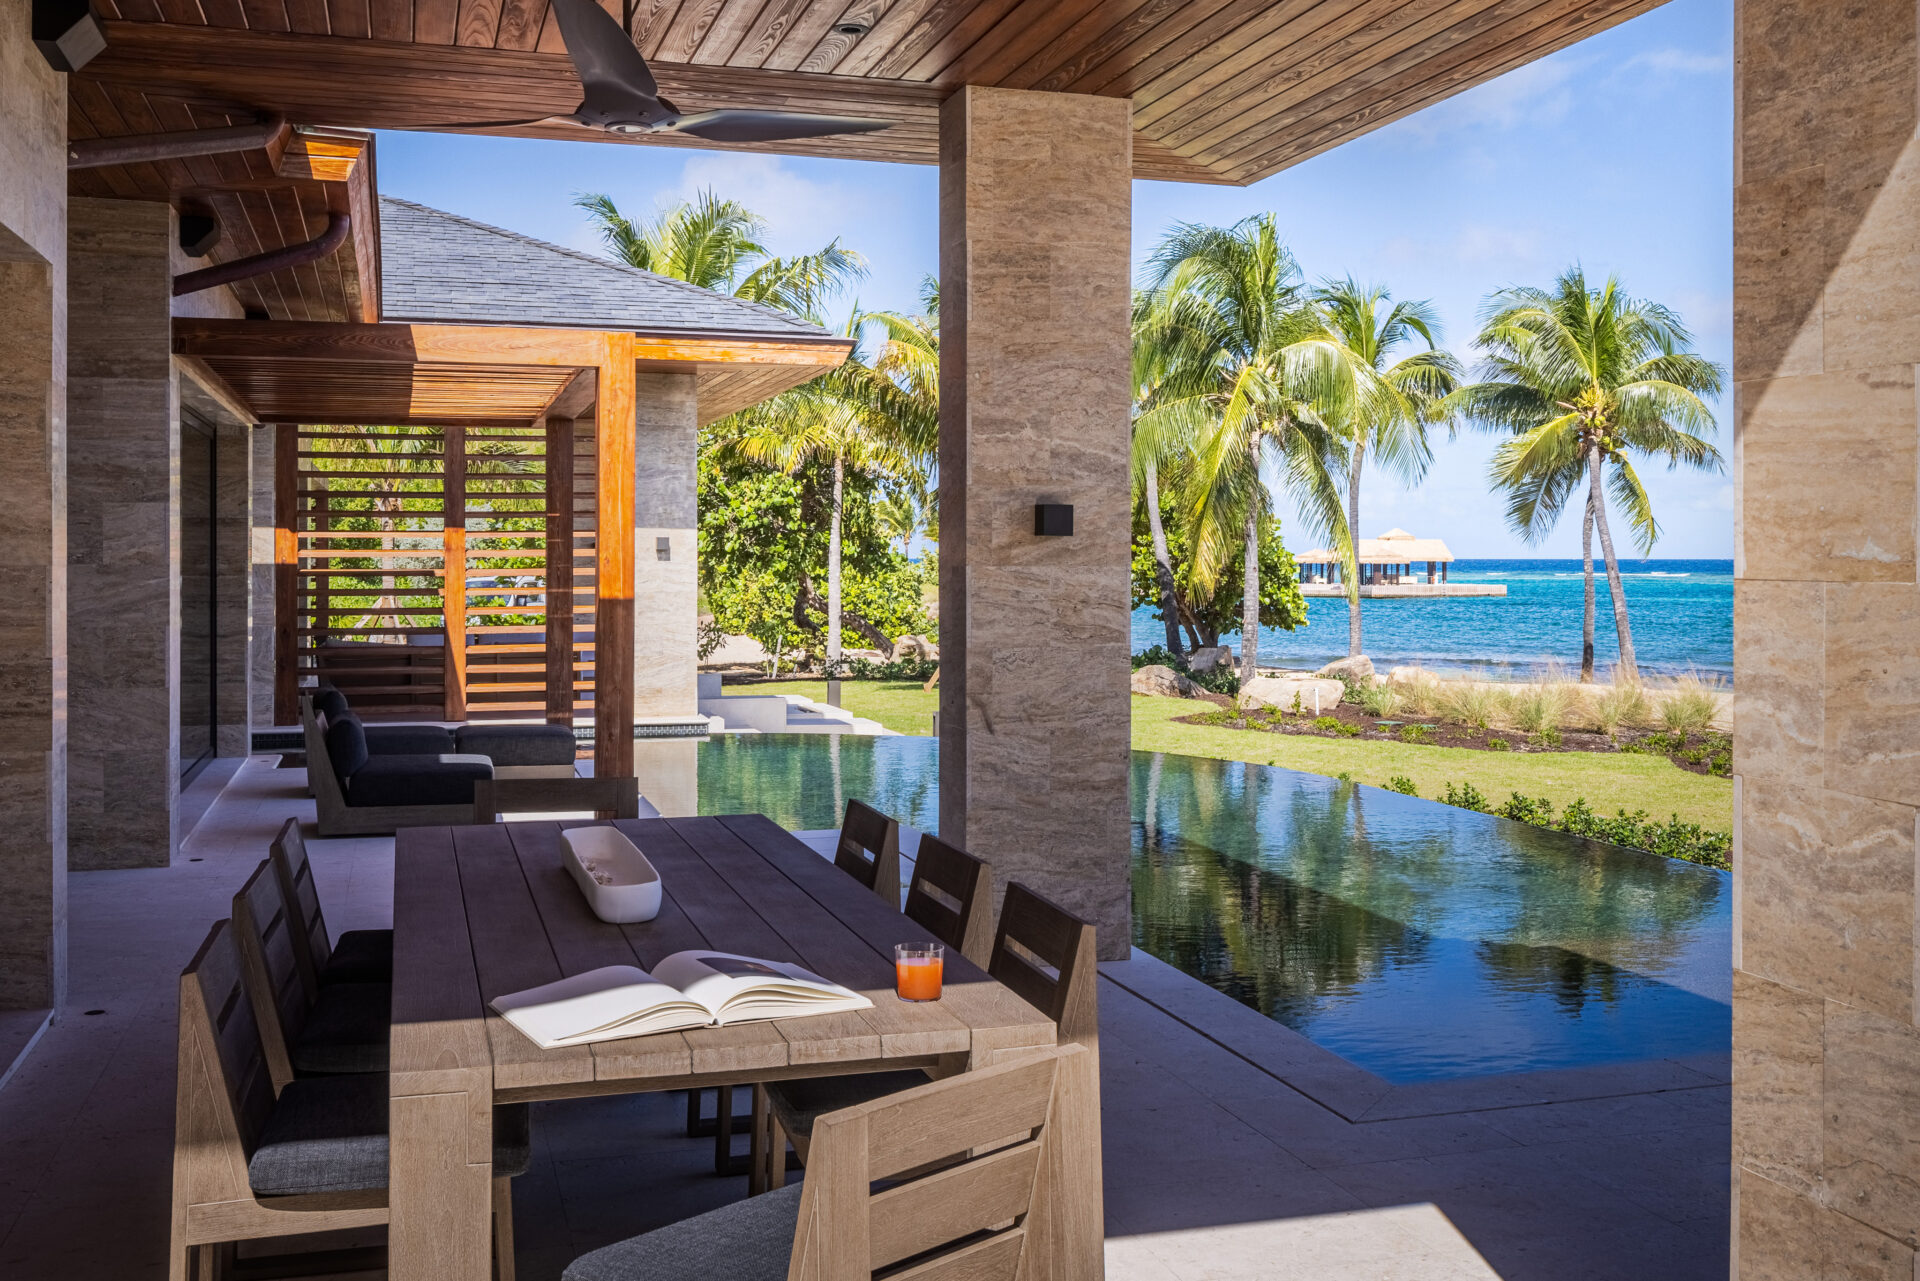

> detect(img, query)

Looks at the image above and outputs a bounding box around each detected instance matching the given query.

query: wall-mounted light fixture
[656,536,672,561]
[1033,503,1074,537]
[178,213,222,260]
[34,0,106,73]
[832,17,874,36]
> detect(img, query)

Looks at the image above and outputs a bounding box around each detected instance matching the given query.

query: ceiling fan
[419,0,892,143]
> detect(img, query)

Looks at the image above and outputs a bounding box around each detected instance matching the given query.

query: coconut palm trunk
[1580,471,1597,682]
[1587,448,1639,680]
[1345,441,1365,657]
[1239,507,1260,683]
[1143,457,1183,657]
[827,453,844,669]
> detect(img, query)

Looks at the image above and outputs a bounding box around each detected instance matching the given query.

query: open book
[490,951,874,1049]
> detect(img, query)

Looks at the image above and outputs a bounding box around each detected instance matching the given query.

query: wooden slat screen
[291,421,595,723]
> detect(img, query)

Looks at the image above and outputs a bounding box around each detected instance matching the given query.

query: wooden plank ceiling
[75,0,1666,187]
[70,96,379,324]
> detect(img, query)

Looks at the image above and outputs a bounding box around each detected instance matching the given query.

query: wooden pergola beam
[593,337,636,777]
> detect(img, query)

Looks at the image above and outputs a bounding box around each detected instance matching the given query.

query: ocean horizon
[1131,558,1734,683]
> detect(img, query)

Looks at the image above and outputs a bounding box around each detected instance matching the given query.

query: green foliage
[1623,729,1734,778]
[1130,482,1306,649]
[1398,724,1434,744]
[1595,680,1653,733]
[1310,716,1359,737]
[1386,775,1419,796]
[697,451,931,661]
[1486,737,1510,751]
[1659,673,1722,736]
[1535,726,1564,748]
[1435,788,1732,870]
[1131,644,1241,697]
[1352,682,1401,718]
[1437,682,1506,730]
[836,656,938,682]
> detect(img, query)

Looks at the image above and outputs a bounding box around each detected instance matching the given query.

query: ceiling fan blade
[549,0,660,106]
[666,109,893,144]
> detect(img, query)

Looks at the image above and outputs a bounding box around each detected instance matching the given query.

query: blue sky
[376,0,1733,560]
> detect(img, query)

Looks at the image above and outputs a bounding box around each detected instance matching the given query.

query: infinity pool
[694,734,1732,1083]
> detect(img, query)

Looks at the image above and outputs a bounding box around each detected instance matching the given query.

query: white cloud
[1380,223,1542,274]
[1392,57,1582,141]
[1621,48,1729,77]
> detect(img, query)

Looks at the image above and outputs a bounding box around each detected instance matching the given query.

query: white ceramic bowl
[561,826,662,924]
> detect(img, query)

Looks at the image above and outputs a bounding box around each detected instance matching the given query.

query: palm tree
[1310,279,1459,657]
[1449,268,1724,682]
[874,489,920,557]
[575,188,864,320]
[1133,216,1361,683]
[1132,295,1188,657]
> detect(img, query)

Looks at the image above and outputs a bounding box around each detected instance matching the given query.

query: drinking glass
[894,942,945,1001]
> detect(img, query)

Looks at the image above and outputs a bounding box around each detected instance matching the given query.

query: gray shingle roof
[377,196,835,342]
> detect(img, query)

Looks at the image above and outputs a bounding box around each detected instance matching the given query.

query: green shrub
[1535,726,1563,748]
[1508,677,1575,734]
[834,655,939,682]
[1659,672,1723,736]
[1441,781,1490,811]
[1423,792,1730,870]
[1354,681,1401,718]
[1309,715,1359,737]
[1398,723,1435,744]
[1494,792,1555,825]
[1130,645,1239,696]
[1386,775,1419,796]
[1486,737,1510,751]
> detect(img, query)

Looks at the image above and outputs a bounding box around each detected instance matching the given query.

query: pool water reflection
[694,734,1731,1083]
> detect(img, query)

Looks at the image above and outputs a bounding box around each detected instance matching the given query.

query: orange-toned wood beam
[594,338,636,776]
[442,423,468,720]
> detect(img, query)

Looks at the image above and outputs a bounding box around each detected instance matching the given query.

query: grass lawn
[746,681,1734,832]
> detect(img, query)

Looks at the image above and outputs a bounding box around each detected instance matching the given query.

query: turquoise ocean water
[1130,558,1733,682]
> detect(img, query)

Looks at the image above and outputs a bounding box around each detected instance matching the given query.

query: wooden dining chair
[269,817,392,1000]
[564,1044,1100,1281]
[472,775,643,824]
[171,920,527,1281]
[903,832,995,966]
[834,798,902,905]
[751,879,1097,1194]
[233,859,391,1092]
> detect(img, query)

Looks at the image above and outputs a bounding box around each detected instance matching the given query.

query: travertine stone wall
[0,6,68,1011]
[632,371,698,720]
[1733,1,1920,1273]
[937,86,1134,959]
[66,199,179,871]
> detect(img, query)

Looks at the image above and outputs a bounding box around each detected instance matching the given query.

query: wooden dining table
[387,813,1086,1281]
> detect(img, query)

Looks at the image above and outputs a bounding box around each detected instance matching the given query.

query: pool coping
[1101,948,1730,1123]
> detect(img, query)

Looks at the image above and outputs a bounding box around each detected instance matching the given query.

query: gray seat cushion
[249,1073,532,1197]
[320,928,393,986]
[325,713,370,782]
[454,723,577,767]
[291,982,391,1076]
[364,724,458,755]
[764,1070,929,1140]
[345,754,492,807]
[313,687,350,722]
[563,1183,802,1281]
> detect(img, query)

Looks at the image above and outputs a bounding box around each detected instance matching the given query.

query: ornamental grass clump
[1507,676,1575,735]
[1392,668,1443,716]
[1354,681,1401,718]
[1438,681,1507,730]
[1658,672,1723,737]
[1594,676,1653,735]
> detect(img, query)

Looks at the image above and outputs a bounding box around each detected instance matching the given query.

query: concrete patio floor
[0,756,1729,1280]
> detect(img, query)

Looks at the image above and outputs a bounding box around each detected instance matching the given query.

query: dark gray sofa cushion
[345,754,492,807]
[313,687,350,722]
[325,714,369,781]
[763,1070,929,1140]
[563,1183,801,1281]
[454,723,577,767]
[290,982,391,1076]
[249,1074,532,1197]
[364,723,459,755]
[320,928,393,986]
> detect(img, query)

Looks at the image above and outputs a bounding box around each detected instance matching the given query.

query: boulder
[1316,655,1375,683]
[1186,645,1234,674]
[893,634,940,662]
[1239,675,1344,715]
[1131,665,1201,698]
[1388,665,1431,685]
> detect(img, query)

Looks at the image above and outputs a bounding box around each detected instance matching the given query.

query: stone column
[0,3,69,1021]
[631,370,698,722]
[938,86,1134,959]
[66,198,178,870]
[1732,1,1920,1274]
[249,424,277,733]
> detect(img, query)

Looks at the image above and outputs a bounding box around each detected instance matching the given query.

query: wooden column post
[594,339,636,776]
[273,422,298,723]
[544,413,576,726]
[442,423,467,720]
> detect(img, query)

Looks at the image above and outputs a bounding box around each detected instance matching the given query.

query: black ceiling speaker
[1034,504,1074,537]
[178,213,222,260]
[33,0,106,73]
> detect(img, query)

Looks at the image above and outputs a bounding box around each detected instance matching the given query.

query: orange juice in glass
[895,942,944,1001]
